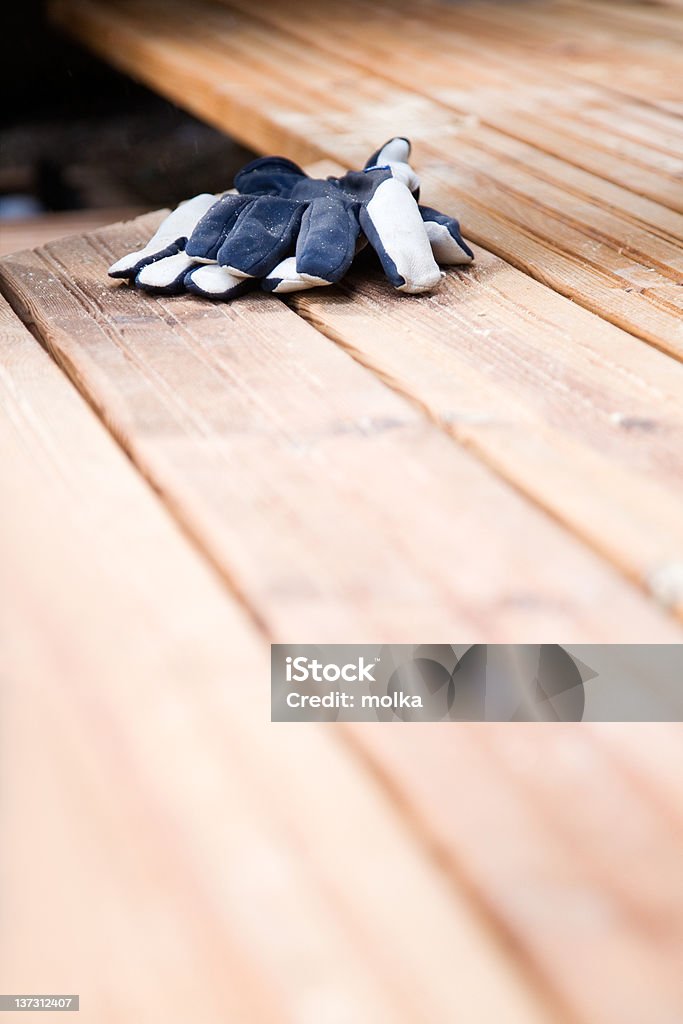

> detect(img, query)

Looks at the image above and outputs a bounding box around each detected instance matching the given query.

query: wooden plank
[0,295,559,1023]
[587,722,683,827]
[288,223,683,618]
[409,0,683,113]
[210,0,683,343]
[482,0,683,48]
[349,720,683,1024]
[227,0,683,211]
[509,0,683,55]
[51,0,683,357]
[563,0,683,40]
[1,219,680,641]
[0,207,142,257]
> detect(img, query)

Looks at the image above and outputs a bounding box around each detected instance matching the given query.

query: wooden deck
[1,1,683,1021]
[0,209,143,257]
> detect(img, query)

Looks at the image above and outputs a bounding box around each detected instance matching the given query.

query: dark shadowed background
[0,1,252,249]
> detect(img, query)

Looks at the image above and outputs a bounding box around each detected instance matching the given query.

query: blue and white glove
[108,138,473,299]
[107,192,245,295]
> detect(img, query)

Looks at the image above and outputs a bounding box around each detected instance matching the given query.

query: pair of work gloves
[109,138,473,300]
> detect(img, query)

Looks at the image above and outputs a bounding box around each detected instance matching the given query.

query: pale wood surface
[50,0,683,355]
[349,720,683,1024]
[0,295,560,1024]
[3,2,683,1020]
[288,208,683,617]
[3,283,683,1023]
[4,224,676,640]
[405,0,683,114]
[227,0,683,212]
[43,0,683,617]
[0,208,142,257]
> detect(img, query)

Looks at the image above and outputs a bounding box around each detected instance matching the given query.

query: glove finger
[185,264,253,301]
[135,252,197,294]
[262,256,335,295]
[363,137,420,195]
[185,194,254,262]
[364,137,411,170]
[294,199,360,284]
[217,197,304,278]
[359,178,442,294]
[108,194,216,279]
[109,240,184,281]
[419,205,474,265]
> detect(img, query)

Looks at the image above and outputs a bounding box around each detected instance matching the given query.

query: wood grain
[50,0,683,356]
[349,720,683,1024]
[4,222,676,640]
[0,295,560,1024]
[408,0,683,114]
[0,208,142,257]
[288,236,683,616]
[3,4,683,1018]
[4,294,683,1024]
[226,0,683,213]
[563,0,683,40]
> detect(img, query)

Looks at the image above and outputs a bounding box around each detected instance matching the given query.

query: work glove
[108,138,473,299]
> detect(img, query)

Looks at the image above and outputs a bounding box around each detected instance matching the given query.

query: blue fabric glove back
[108,139,473,300]
[187,137,473,296]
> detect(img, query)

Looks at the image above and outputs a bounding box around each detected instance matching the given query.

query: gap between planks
[401,0,683,113]
[50,0,683,360]
[1,219,680,644]
[0,294,567,1024]
[223,0,683,205]
[285,206,683,620]
[348,719,683,1024]
[4,271,683,1024]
